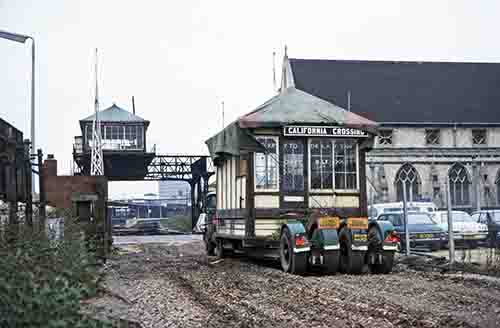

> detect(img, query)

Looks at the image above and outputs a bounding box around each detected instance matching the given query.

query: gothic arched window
[395,164,421,202]
[449,163,470,206]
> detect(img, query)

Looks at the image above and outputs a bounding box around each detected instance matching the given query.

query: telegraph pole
[446,180,455,265]
[402,183,410,256]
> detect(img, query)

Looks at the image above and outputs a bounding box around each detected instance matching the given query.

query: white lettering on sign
[284,126,368,137]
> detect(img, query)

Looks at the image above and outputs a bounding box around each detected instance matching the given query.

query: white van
[368,202,437,219]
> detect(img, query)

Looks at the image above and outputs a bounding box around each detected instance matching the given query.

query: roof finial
[273,51,276,92]
[284,44,288,58]
[222,101,225,129]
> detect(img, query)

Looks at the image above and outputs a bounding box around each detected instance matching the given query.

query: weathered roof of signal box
[81,104,147,123]
[205,87,378,163]
[238,87,378,132]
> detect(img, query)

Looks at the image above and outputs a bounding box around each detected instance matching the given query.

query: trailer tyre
[371,251,395,274]
[367,226,392,274]
[206,241,215,256]
[339,227,365,274]
[323,251,339,274]
[204,233,216,256]
[280,228,307,275]
[215,239,225,258]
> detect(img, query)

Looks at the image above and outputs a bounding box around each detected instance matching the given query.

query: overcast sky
[2,0,500,198]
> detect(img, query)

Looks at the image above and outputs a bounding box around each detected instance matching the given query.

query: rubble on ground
[82,241,500,328]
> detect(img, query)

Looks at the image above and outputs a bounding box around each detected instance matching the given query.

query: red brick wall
[42,158,107,209]
[44,158,57,178]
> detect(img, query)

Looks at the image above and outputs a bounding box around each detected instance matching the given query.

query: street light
[0,29,36,193]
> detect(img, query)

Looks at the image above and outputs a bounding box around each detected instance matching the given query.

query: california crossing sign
[283,126,368,138]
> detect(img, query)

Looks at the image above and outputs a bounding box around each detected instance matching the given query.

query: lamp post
[0,29,36,193]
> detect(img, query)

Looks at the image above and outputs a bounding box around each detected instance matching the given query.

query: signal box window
[310,140,333,190]
[255,136,279,191]
[334,141,358,190]
[282,140,305,192]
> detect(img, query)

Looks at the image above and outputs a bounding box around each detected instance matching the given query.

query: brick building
[43,154,107,210]
[280,55,500,210]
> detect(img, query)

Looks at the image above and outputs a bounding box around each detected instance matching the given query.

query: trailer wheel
[366,227,396,274]
[339,227,365,274]
[206,241,215,256]
[367,226,385,274]
[204,233,215,256]
[280,228,307,274]
[371,251,395,274]
[215,239,225,258]
[323,251,339,274]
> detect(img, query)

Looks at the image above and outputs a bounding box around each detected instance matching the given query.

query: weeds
[0,211,112,328]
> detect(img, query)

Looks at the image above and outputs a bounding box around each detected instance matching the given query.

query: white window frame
[308,139,359,193]
[254,136,279,192]
[308,139,334,193]
[333,140,360,192]
[281,139,306,193]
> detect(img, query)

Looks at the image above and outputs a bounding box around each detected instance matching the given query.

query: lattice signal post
[90,49,104,176]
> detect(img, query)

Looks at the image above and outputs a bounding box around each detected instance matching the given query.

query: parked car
[472,210,500,246]
[369,202,437,220]
[430,211,488,247]
[114,218,168,235]
[375,211,447,251]
[133,218,168,235]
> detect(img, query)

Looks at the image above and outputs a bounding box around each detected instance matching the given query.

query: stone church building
[280,54,500,211]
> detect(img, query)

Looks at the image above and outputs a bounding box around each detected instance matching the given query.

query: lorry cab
[194,192,216,233]
[204,87,397,274]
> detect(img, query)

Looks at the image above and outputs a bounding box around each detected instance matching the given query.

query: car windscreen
[408,213,434,225]
[490,212,500,223]
[452,212,474,222]
[384,207,419,212]
[378,214,403,226]
[440,212,473,223]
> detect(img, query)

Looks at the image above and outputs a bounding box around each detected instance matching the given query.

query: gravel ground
[83,240,500,328]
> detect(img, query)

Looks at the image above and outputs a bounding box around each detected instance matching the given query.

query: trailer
[204,87,399,274]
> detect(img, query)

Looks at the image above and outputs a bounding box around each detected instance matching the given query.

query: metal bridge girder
[145,155,213,182]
